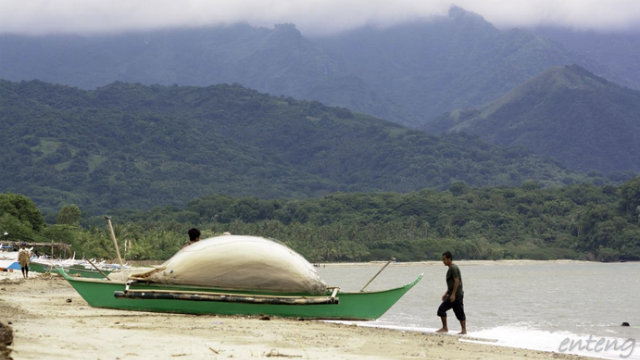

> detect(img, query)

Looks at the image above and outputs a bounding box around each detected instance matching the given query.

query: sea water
[317,261,640,359]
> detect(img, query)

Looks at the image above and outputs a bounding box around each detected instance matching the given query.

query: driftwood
[265,349,302,358]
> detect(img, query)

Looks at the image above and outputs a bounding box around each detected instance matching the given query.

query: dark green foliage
[0,79,596,218]
[69,176,640,263]
[0,193,45,231]
[6,177,640,263]
[0,193,46,242]
[56,204,82,225]
[619,177,640,221]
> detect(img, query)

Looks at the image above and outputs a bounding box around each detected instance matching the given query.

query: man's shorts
[437,295,466,321]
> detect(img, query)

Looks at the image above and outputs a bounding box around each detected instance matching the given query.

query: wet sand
[0,271,590,360]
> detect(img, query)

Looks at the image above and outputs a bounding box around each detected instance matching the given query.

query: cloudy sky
[1,0,640,36]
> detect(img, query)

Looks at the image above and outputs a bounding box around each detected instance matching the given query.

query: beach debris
[265,349,302,358]
[0,322,12,346]
[66,298,72,303]
[621,322,630,326]
[0,279,22,286]
[0,322,13,360]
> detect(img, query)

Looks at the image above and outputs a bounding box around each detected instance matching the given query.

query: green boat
[30,261,112,279]
[28,261,56,274]
[59,268,422,320]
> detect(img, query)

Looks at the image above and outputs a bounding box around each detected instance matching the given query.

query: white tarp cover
[140,235,326,294]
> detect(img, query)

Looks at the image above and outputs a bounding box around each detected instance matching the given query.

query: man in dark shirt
[436,251,466,334]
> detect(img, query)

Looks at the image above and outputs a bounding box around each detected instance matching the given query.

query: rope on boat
[113,289,340,305]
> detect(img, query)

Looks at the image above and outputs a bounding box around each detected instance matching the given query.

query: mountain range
[2,5,640,215]
[3,6,639,128]
[0,79,590,216]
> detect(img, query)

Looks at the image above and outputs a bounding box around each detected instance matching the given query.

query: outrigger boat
[59,269,421,320]
[60,231,422,320]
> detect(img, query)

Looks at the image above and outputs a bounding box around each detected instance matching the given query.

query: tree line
[2,177,640,262]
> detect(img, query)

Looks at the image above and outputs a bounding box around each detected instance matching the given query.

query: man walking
[18,242,31,279]
[436,251,466,334]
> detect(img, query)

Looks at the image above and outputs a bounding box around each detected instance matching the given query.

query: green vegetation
[0,80,599,218]
[0,193,46,243]
[4,177,640,263]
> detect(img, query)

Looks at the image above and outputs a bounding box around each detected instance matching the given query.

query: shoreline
[315,259,611,267]
[107,258,635,270]
[0,272,592,360]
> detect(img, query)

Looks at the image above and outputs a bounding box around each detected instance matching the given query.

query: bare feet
[436,328,448,333]
[459,330,467,335]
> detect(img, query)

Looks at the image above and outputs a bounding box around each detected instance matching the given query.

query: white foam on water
[326,321,639,360]
[468,326,638,360]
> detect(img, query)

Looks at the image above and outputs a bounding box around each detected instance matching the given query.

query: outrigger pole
[105,216,124,267]
[86,258,112,281]
[360,257,395,292]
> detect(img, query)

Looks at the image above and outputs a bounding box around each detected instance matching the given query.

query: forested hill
[424,65,640,175]
[0,80,593,216]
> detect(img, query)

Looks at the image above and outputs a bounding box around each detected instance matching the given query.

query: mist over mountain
[533,27,640,91]
[313,6,580,126]
[425,65,640,175]
[2,6,628,128]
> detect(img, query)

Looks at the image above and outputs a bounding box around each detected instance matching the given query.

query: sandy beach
[0,271,590,360]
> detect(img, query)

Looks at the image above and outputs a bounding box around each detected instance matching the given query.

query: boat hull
[60,269,422,320]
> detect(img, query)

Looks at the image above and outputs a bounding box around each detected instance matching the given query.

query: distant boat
[0,249,28,271]
[0,256,21,271]
[1,241,78,273]
[30,256,124,279]
[30,261,112,279]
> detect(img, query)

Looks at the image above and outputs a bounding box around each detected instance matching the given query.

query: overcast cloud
[1,0,639,36]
